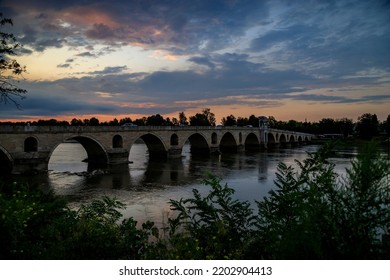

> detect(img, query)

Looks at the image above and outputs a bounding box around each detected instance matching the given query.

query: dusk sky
[1,0,389,123]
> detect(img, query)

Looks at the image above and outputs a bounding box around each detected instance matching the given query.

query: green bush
[252,142,390,259]
[165,174,254,259]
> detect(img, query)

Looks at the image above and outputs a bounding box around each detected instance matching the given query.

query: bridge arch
[244,133,260,151]
[267,132,276,145]
[220,132,238,153]
[58,135,109,164]
[0,145,13,174]
[279,134,287,146]
[186,132,210,155]
[138,133,167,158]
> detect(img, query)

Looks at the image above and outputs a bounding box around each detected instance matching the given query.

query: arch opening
[60,136,108,167]
[220,132,238,153]
[267,133,278,149]
[24,137,38,152]
[0,146,12,174]
[113,135,123,148]
[140,133,167,159]
[170,134,179,146]
[184,133,210,156]
[279,134,287,147]
[48,141,89,172]
[244,133,260,151]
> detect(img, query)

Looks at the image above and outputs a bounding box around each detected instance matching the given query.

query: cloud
[76,51,96,57]
[57,63,71,68]
[89,66,128,75]
[1,0,389,121]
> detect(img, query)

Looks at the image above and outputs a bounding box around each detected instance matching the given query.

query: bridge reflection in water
[0,125,313,174]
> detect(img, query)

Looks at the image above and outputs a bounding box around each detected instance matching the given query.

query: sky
[0,0,389,123]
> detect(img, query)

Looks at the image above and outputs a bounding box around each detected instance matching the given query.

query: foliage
[253,141,390,259]
[221,114,237,126]
[189,108,216,126]
[165,174,254,259]
[0,14,27,107]
[356,113,379,140]
[0,183,158,259]
[1,141,389,259]
[179,111,188,125]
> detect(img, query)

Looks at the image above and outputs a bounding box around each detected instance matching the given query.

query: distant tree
[189,113,210,126]
[318,118,337,134]
[179,112,188,125]
[0,14,27,107]
[248,115,259,127]
[384,114,390,136]
[89,117,100,126]
[146,114,164,126]
[202,108,216,126]
[119,117,132,125]
[109,118,119,126]
[133,117,146,126]
[165,117,173,126]
[268,116,277,128]
[71,118,83,126]
[357,113,379,140]
[338,118,353,138]
[237,117,249,127]
[221,114,237,126]
[171,117,179,125]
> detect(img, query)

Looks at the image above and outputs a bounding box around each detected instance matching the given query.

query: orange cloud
[61,7,120,29]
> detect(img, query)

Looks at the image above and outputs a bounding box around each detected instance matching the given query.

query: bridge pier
[12,152,50,174]
[167,147,182,159]
[237,144,245,152]
[107,149,130,164]
[210,146,221,155]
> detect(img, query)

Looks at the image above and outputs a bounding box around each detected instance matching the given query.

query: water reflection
[16,142,373,225]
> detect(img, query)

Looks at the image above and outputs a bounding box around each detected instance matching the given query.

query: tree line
[1,110,389,140]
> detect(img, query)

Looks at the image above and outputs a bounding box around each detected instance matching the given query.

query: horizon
[1,0,389,123]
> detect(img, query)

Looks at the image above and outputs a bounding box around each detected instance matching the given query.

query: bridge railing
[0,125,313,138]
[0,125,261,133]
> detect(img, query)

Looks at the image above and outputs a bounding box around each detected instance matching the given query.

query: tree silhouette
[0,14,27,107]
[357,113,379,140]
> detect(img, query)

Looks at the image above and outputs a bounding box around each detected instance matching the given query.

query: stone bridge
[0,125,313,174]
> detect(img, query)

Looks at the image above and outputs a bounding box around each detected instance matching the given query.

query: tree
[248,115,259,127]
[0,14,26,107]
[202,108,216,126]
[189,113,210,126]
[221,114,237,126]
[189,108,216,126]
[71,118,83,126]
[356,113,379,140]
[178,112,188,125]
[146,114,164,126]
[89,117,100,126]
[338,118,353,138]
[119,117,132,125]
[384,114,390,136]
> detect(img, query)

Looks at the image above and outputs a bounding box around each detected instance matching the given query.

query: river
[11,142,368,226]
